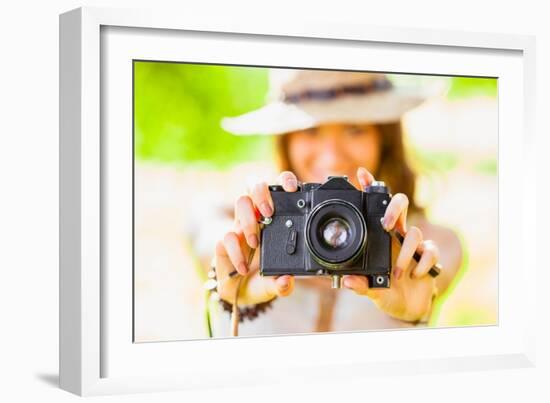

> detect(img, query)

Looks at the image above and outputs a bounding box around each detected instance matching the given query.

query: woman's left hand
[343,167,440,323]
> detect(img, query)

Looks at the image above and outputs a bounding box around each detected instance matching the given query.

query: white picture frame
[59,6,537,396]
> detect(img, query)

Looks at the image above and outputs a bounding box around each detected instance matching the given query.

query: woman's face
[286,122,382,189]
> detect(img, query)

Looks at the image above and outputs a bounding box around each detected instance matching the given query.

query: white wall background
[0,0,547,401]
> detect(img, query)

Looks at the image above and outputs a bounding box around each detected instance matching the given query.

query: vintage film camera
[259,176,392,289]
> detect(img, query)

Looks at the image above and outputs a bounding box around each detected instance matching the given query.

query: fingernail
[343,278,352,288]
[261,202,273,217]
[285,177,297,190]
[238,262,248,275]
[247,234,259,249]
[393,267,403,280]
[383,216,392,231]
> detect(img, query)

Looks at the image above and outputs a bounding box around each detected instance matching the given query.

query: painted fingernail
[261,202,273,217]
[238,262,248,275]
[247,234,259,249]
[285,177,297,190]
[393,267,403,280]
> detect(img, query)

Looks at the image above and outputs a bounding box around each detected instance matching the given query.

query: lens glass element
[305,199,367,268]
[321,218,351,249]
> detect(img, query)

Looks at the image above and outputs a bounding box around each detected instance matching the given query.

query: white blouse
[212,282,422,338]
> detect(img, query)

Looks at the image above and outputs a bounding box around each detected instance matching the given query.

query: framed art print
[59,6,537,396]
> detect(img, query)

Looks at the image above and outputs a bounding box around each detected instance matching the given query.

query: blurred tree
[134,61,271,168]
[446,77,497,100]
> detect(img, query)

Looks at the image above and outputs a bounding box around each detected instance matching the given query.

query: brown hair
[274,121,424,215]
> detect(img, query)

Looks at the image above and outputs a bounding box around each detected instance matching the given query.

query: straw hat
[220,68,443,136]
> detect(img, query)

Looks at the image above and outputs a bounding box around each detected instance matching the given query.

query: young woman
[212,69,462,335]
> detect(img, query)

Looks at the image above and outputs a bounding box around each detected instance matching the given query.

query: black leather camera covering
[260,177,392,285]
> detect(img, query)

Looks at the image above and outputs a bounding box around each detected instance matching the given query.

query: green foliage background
[134,61,497,169]
[134,62,271,169]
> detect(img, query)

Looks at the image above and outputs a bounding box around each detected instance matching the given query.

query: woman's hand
[214,171,298,306]
[343,167,440,323]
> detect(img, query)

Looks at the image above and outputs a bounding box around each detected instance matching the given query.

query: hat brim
[221,86,441,136]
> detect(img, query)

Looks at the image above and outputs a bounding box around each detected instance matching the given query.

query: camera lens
[305,199,367,268]
[321,218,351,249]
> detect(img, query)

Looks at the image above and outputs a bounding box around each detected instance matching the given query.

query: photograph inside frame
[132,62,497,342]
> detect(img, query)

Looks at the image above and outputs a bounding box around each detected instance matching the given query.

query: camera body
[260,176,392,288]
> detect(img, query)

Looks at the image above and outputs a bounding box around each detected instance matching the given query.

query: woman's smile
[286,123,382,189]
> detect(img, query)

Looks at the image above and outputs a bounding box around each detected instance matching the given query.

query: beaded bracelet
[204,266,277,326]
[219,298,277,323]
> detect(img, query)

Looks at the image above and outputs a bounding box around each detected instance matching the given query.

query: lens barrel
[305,199,367,269]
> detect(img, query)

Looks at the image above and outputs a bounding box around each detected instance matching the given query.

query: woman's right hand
[214,171,299,305]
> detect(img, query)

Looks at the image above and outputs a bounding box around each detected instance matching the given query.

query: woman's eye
[345,126,364,136]
[304,128,318,136]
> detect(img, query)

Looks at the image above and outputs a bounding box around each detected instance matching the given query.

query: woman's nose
[317,140,348,170]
